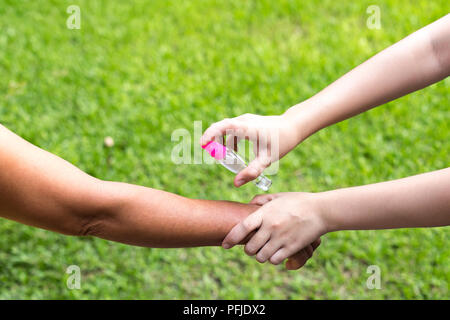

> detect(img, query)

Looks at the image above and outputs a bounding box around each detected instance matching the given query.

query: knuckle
[223,118,236,129]
[227,236,239,245]
[252,194,262,201]
[284,243,297,253]
[258,156,272,168]
[271,221,282,230]
[242,220,254,232]
[247,168,259,178]
[236,122,248,133]
[238,113,252,120]
[209,121,220,129]
[255,195,267,203]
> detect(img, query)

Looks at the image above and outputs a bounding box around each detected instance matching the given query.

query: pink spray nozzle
[202,141,227,160]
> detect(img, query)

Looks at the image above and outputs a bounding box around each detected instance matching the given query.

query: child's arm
[319,168,450,231]
[222,168,450,266]
[200,14,450,186]
[284,13,450,141]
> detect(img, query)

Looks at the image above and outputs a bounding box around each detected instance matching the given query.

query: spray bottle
[202,141,272,191]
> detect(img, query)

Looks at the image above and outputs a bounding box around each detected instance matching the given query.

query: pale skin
[0,124,318,270]
[200,14,450,266]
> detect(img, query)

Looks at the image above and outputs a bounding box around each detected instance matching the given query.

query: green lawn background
[0,0,448,299]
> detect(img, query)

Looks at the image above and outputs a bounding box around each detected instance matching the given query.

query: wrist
[313,190,345,233]
[311,191,339,234]
[281,100,322,144]
[292,192,330,236]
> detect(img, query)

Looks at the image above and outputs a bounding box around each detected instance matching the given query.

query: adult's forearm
[284,14,450,142]
[0,124,257,247]
[91,181,258,247]
[318,168,450,232]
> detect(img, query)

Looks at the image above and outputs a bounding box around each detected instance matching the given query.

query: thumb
[285,245,313,270]
[234,157,270,187]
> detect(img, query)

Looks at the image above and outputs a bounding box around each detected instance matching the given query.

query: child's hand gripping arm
[222,168,450,266]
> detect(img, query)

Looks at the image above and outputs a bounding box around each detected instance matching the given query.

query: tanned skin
[0,124,318,269]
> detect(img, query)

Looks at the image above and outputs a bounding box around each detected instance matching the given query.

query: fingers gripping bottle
[202,141,272,191]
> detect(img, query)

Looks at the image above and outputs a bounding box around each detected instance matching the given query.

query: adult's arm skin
[0,124,317,268]
[200,14,450,186]
[0,123,253,247]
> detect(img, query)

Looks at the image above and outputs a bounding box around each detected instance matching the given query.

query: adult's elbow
[66,179,114,238]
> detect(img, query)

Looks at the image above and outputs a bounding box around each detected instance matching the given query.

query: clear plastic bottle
[202,141,272,191]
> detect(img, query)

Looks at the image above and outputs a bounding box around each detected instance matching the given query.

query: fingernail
[235,179,244,187]
[222,243,231,249]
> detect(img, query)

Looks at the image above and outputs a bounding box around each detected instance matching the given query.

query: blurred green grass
[0,0,448,299]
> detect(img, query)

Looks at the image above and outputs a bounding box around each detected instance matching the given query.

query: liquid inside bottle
[218,149,272,191]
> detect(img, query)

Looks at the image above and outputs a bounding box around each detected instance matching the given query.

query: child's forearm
[318,168,450,232]
[220,168,449,265]
[284,14,450,142]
